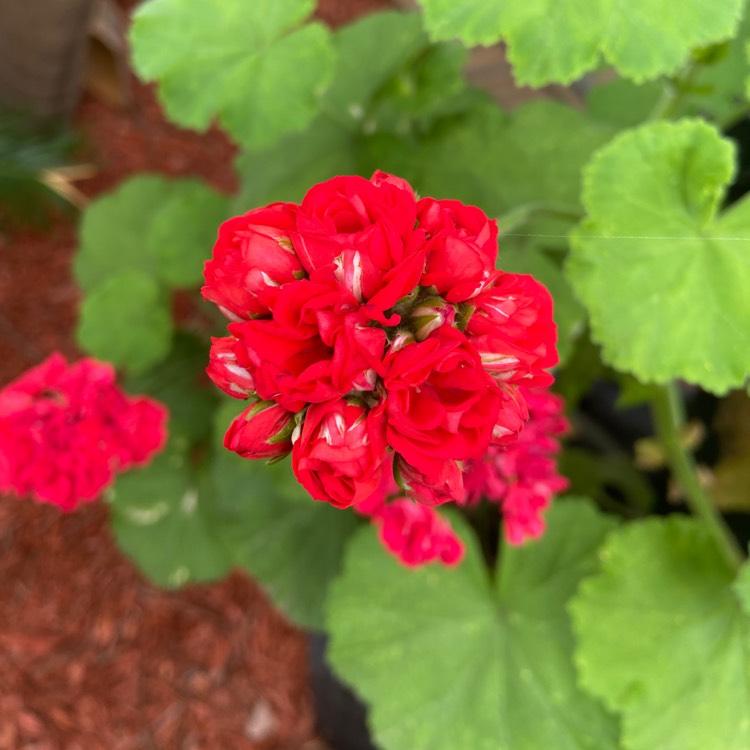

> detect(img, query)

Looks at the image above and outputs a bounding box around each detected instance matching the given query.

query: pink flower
[375,499,464,567]
[0,353,168,512]
[463,387,569,544]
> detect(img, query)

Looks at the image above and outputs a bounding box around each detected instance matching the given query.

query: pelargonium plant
[6,1,750,748]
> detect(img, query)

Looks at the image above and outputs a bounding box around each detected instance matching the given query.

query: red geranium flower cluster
[0,353,167,511]
[204,172,557,513]
[464,386,570,544]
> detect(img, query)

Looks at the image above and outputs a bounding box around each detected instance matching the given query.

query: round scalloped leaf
[570,517,750,750]
[417,0,742,86]
[75,175,228,291]
[327,499,619,750]
[130,0,334,149]
[77,269,172,374]
[568,119,750,394]
[210,401,358,629]
[109,437,232,587]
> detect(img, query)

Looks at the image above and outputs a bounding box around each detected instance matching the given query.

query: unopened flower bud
[207,336,255,399]
[224,400,296,459]
[410,296,455,341]
[388,329,416,354]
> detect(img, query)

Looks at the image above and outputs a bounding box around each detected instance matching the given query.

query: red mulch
[0,0,394,747]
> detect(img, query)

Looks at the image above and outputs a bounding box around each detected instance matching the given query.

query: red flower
[383,326,505,473]
[202,202,303,321]
[394,453,464,506]
[293,173,428,311]
[0,353,167,511]
[292,398,388,508]
[417,197,498,302]
[466,272,557,386]
[207,336,255,399]
[224,400,296,459]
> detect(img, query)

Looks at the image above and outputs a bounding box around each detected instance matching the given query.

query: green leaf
[233,116,358,210]
[130,0,334,149]
[419,100,616,242]
[321,11,428,125]
[211,401,358,629]
[500,240,585,364]
[327,499,619,750]
[77,269,172,373]
[587,78,662,128]
[570,517,750,750]
[568,119,750,394]
[124,332,218,444]
[417,0,742,86]
[75,175,228,291]
[679,9,750,126]
[109,437,232,587]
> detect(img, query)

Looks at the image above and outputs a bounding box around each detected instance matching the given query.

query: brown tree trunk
[0,0,95,118]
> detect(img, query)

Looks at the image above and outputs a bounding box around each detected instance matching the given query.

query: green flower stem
[651,383,744,571]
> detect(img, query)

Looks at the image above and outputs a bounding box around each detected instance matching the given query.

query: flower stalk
[651,382,744,571]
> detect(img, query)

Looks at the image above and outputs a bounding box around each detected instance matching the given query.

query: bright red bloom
[224,400,295,459]
[417,197,498,302]
[0,353,167,512]
[292,398,388,508]
[293,173,428,311]
[463,387,569,544]
[202,202,302,321]
[466,271,557,386]
[394,453,464,506]
[204,172,561,525]
[383,326,506,473]
[207,336,255,399]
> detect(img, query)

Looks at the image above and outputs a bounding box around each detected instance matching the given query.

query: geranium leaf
[568,119,750,394]
[233,116,358,210]
[327,499,619,750]
[76,175,228,291]
[130,0,334,149]
[77,269,172,374]
[419,100,616,243]
[109,436,232,587]
[416,0,742,86]
[570,517,750,750]
[211,401,358,629]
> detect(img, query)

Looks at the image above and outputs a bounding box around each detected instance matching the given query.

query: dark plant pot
[308,631,378,750]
